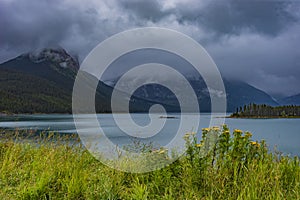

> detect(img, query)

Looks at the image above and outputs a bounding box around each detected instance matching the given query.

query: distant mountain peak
[22,47,79,71]
[279,93,300,105]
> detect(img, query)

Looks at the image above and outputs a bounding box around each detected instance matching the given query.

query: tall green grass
[0,126,299,199]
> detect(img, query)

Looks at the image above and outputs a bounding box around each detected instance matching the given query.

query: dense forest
[0,69,72,114]
[231,103,300,118]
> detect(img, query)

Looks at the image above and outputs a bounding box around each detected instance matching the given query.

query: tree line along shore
[230,104,300,118]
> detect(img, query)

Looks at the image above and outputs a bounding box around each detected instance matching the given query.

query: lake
[0,113,299,156]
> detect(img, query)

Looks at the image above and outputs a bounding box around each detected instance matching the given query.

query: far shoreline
[227,115,300,119]
[3,112,300,119]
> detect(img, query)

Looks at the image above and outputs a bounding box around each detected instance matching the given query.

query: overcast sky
[0,0,300,97]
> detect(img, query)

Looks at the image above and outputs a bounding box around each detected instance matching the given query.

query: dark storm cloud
[0,0,132,61]
[116,0,300,97]
[0,0,73,48]
[118,0,298,36]
[119,0,170,22]
[0,0,299,96]
[199,1,296,36]
[206,24,300,96]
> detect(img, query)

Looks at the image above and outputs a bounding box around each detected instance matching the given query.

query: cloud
[0,0,299,96]
[0,0,134,61]
[206,23,300,96]
[119,0,298,36]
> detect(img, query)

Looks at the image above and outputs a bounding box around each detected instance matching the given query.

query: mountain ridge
[0,48,179,113]
[106,76,279,112]
[0,48,293,114]
[279,93,300,106]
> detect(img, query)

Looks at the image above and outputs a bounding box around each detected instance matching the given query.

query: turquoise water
[0,113,299,156]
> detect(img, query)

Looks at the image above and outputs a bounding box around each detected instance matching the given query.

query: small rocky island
[159,116,177,119]
[230,104,300,118]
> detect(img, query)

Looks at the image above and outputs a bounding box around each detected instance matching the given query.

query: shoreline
[3,112,300,119]
[227,115,300,119]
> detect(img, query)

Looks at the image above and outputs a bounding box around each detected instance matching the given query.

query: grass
[0,126,299,199]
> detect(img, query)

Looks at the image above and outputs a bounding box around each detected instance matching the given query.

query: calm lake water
[0,113,299,156]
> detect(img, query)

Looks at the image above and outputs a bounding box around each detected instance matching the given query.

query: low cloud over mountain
[0,0,299,96]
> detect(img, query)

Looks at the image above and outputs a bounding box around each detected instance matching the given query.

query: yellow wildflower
[202,128,210,132]
[223,130,230,135]
[234,129,243,133]
[195,143,203,148]
[212,126,220,131]
[250,141,260,147]
[245,132,252,137]
[183,133,191,139]
[158,149,166,154]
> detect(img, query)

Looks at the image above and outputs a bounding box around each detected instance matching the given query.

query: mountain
[0,48,77,113]
[0,48,178,113]
[0,48,115,113]
[224,80,278,111]
[279,94,300,105]
[106,76,278,112]
[0,47,279,113]
[0,48,78,89]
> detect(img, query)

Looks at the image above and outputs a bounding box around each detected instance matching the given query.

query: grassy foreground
[0,126,299,199]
